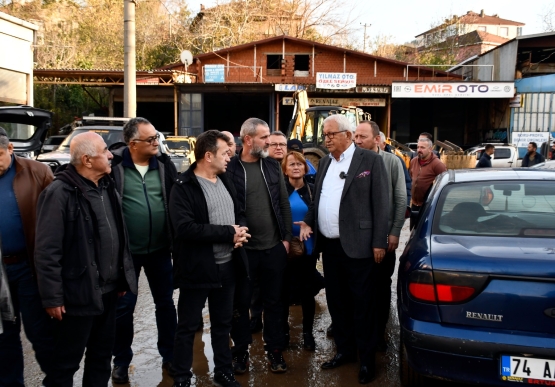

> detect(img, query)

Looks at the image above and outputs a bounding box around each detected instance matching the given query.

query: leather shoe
[358,365,376,384]
[111,365,129,384]
[321,353,357,369]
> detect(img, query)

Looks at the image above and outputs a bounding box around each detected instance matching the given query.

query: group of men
[0,114,450,387]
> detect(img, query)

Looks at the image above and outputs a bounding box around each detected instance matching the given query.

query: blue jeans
[0,261,54,387]
[113,249,177,367]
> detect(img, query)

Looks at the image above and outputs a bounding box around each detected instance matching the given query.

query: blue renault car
[398,169,555,386]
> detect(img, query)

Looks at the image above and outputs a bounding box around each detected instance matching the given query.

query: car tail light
[408,270,488,304]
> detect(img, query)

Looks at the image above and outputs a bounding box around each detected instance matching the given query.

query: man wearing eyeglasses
[110,117,178,383]
[268,131,288,162]
[297,115,389,384]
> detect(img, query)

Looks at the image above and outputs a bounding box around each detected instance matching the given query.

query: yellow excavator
[286,90,411,169]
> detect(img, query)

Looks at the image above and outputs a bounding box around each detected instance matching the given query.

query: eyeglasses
[323,130,346,140]
[269,142,287,148]
[132,133,160,145]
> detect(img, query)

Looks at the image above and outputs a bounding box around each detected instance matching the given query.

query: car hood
[0,106,52,153]
[37,149,70,162]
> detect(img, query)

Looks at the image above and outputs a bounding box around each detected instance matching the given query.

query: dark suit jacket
[304,146,389,259]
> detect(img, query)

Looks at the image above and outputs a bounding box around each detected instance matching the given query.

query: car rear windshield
[58,129,124,150]
[434,181,555,237]
[0,122,38,141]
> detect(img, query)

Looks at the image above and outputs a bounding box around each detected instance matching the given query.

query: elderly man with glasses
[297,115,389,384]
[110,117,178,383]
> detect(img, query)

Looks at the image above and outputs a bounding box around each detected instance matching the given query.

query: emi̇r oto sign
[316,73,357,90]
[391,82,515,98]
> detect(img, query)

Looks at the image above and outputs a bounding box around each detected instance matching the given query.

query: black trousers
[49,290,118,387]
[321,236,377,366]
[281,254,317,335]
[231,242,287,352]
[374,249,396,344]
[173,261,235,380]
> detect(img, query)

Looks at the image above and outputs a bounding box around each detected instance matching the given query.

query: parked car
[532,160,555,169]
[466,144,522,168]
[405,142,418,151]
[0,105,52,157]
[398,168,555,387]
[37,117,127,172]
[40,135,66,153]
[163,135,196,171]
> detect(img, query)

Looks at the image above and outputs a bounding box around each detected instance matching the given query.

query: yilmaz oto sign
[392,82,515,98]
[316,73,357,90]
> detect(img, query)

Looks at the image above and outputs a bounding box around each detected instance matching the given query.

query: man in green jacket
[111,117,178,383]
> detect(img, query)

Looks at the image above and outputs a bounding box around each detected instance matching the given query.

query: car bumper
[401,314,555,386]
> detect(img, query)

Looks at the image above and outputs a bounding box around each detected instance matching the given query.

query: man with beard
[227,118,292,375]
[409,138,446,229]
[521,142,545,167]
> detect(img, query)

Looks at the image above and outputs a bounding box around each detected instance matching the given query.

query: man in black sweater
[476,144,494,168]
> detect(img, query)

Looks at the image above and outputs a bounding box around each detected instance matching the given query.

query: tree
[541,4,555,32]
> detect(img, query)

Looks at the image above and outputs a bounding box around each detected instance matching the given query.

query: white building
[0,11,38,106]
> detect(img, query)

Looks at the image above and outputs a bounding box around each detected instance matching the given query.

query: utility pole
[361,23,371,53]
[124,0,136,118]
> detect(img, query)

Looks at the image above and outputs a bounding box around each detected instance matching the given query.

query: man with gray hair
[110,117,178,383]
[297,114,389,383]
[227,117,292,374]
[0,126,54,387]
[354,121,406,353]
[409,137,446,229]
[35,132,137,386]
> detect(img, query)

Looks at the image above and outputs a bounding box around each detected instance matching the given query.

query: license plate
[501,355,555,383]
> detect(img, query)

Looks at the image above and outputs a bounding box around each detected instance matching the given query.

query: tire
[399,331,425,387]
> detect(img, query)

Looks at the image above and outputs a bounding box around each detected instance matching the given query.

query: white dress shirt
[318,143,356,238]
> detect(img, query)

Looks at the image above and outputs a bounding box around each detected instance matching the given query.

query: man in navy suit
[297,114,389,384]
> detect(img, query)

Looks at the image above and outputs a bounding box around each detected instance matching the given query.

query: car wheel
[400,331,425,387]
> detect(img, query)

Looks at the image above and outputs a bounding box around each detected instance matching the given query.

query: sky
[187,0,554,45]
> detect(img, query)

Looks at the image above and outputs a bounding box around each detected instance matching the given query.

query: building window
[267,55,282,70]
[180,93,203,136]
[517,27,523,36]
[477,26,486,32]
[500,27,508,36]
[294,55,309,77]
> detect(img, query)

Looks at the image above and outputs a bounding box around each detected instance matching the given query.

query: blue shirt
[290,190,314,255]
[0,155,27,254]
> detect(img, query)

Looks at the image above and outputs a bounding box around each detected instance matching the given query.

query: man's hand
[46,306,65,321]
[294,221,313,241]
[283,240,290,254]
[373,248,386,264]
[233,225,250,248]
[387,235,399,253]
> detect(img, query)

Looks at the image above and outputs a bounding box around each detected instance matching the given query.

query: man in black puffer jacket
[35,132,137,386]
[226,118,293,375]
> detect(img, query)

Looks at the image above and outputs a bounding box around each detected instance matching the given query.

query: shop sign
[512,132,551,148]
[392,82,515,98]
[136,76,159,85]
[509,94,522,108]
[308,98,385,107]
[275,84,306,92]
[283,97,295,105]
[316,72,357,90]
[356,86,390,94]
[204,65,225,83]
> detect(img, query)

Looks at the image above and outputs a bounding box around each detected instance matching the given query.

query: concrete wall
[0,12,37,105]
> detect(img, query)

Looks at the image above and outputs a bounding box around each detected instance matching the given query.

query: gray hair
[270,131,287,139]
[240,118,269,140]
[0,126,9,150]
[70,133,98,165]
[379,131,386,143]
[323,114,353,133]
[123,117,151,144]
[418,138,433,149]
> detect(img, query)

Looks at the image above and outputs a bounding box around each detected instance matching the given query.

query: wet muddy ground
[22,221,465,386]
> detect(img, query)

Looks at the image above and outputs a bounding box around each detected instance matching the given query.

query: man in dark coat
[297,115,389,384]
[110,117,178,383]
[35,132,137,386]
[522,142,545,167]
[476,144,494,168]
[227,118,293,374]
[170,130,249,387]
